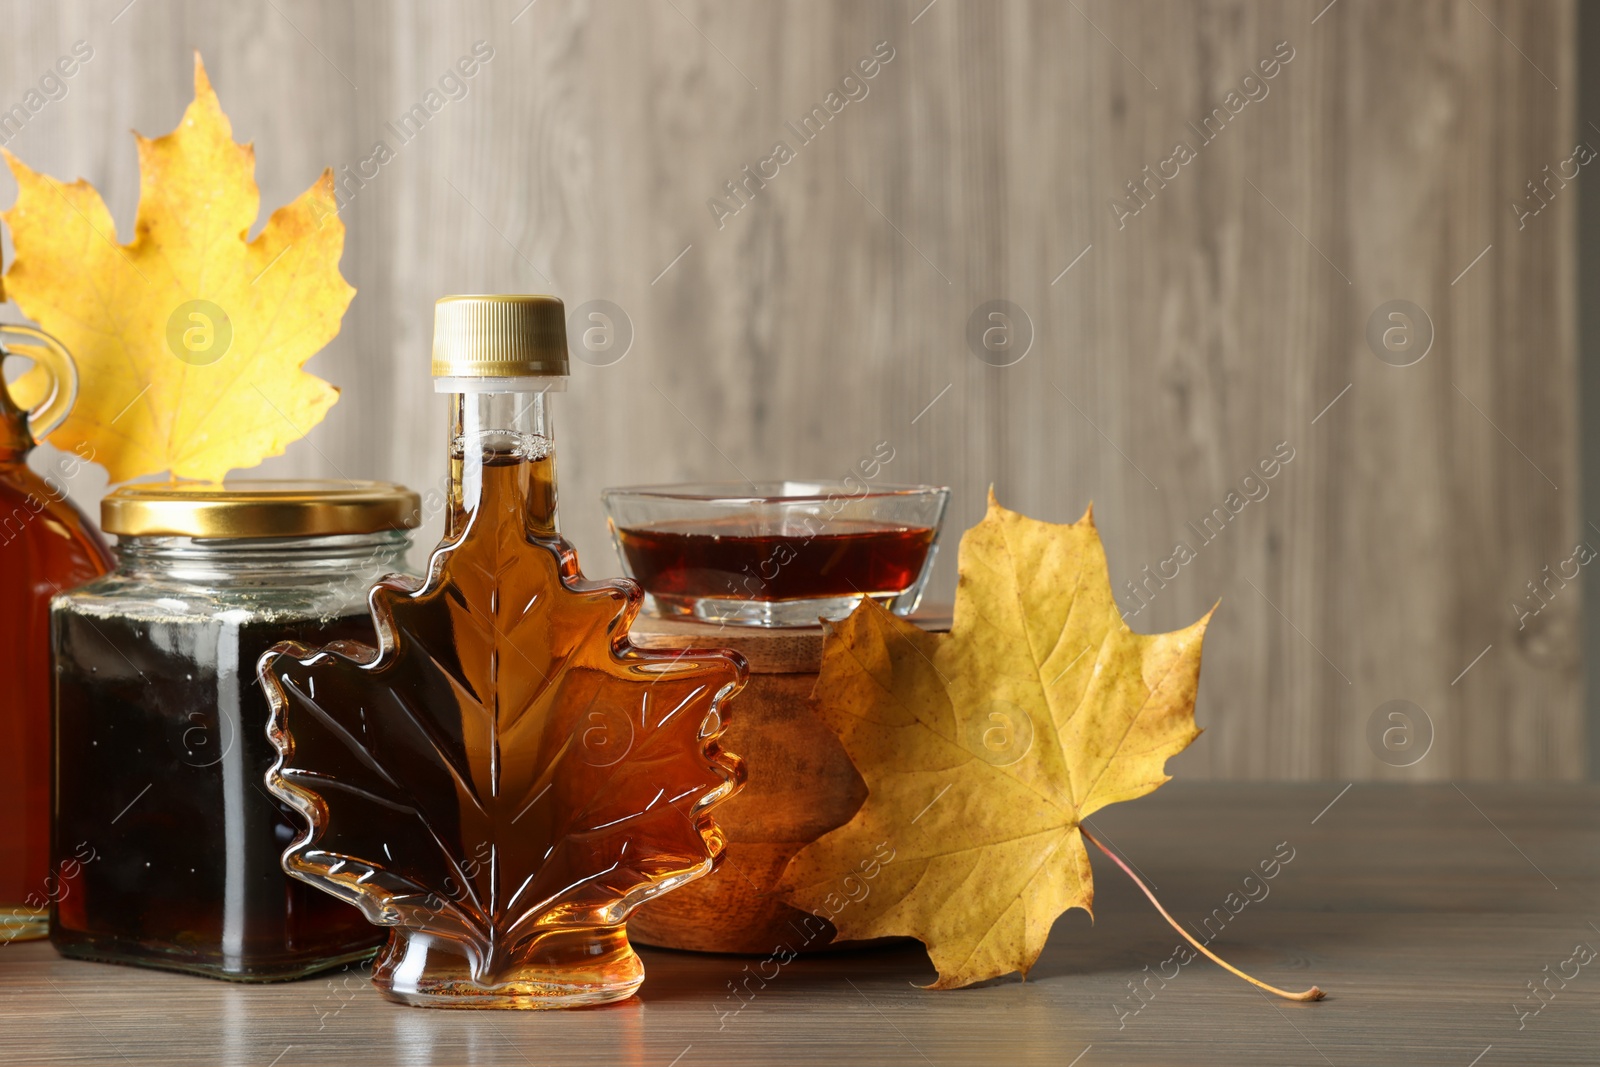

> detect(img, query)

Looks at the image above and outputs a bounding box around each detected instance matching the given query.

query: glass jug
[0,325,113,941]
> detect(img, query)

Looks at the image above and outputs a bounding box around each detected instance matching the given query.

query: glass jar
[49,480,421,981]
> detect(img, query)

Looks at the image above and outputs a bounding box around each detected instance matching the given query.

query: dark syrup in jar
[51,607,385,980]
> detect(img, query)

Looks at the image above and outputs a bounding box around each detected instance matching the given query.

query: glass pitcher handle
[0,324,79,441]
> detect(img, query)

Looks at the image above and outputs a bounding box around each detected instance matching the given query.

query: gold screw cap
[431,294,568,378]
[102,480,422,538]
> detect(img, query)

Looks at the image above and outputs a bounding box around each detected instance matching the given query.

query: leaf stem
[1080,827,1324,1002]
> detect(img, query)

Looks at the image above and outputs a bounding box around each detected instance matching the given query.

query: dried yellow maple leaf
[2,54,350,483]
[780,493,1312,995]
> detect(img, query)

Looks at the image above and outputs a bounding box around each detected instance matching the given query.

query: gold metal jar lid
[431,294,568,378]
[101,480,422,538]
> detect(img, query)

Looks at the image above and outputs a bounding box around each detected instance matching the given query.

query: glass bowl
[601,481,950,627]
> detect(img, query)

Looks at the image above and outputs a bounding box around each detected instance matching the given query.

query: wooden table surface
[3,783,1595,1066]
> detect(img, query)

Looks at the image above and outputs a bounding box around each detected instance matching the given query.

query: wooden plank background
[0,0,1580,780]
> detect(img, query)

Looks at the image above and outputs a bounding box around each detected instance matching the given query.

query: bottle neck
[446,383,561,542]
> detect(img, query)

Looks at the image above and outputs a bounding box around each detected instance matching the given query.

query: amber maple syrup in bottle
[382,296,743,1006]
[0,326,113,941]
[260,295,745,1008]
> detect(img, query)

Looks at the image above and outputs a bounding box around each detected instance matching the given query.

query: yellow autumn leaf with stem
[779,492,1322,1000]
[2,53,351,483]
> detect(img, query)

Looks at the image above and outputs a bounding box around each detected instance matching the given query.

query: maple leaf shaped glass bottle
[0,326,113,941]
[260,295,747,1008]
